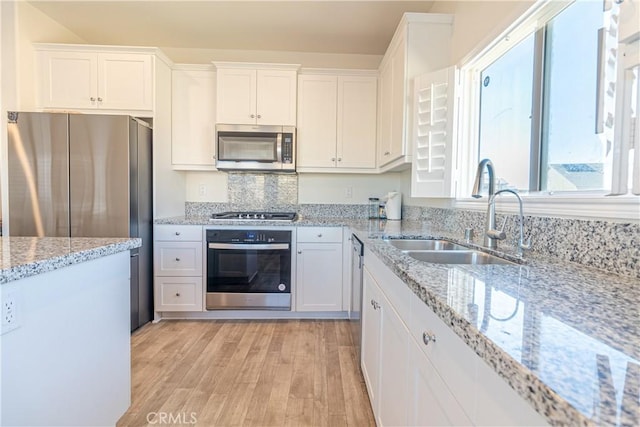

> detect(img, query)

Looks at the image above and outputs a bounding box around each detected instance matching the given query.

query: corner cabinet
[35,44,158,112]
[377,13,453,172]
[297,71,377,172]
[362,246,549,426]
[295,227,344,312]
[153,225,204,312]
[213,62,299,126]
[171,65,217,170]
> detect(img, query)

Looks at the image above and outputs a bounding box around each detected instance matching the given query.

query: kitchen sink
[385,239,467,251]
[405,250,515,265]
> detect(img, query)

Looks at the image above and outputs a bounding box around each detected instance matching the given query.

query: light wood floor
[117,319,375,427]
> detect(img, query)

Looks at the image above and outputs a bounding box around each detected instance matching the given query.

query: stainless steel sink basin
[385,239,467,251]
[405,250,515,265]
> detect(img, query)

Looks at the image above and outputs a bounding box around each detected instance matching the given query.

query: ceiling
[27,1,438,56]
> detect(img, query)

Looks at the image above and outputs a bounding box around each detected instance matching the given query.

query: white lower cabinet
[362,247,549,426]
[362,267,409,426]
[295,227,343,311]
[153,225,204,312]
[408,338,473,426]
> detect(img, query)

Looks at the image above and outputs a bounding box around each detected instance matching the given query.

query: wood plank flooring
[117,320,375,427]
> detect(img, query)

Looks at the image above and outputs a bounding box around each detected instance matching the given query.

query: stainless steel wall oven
[206,229,292,310]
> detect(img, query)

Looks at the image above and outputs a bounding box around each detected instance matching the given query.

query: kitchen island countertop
[155,215,639,426]
[0,236,141,284]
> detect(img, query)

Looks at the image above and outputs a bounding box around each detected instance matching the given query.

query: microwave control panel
[282,133,294,164]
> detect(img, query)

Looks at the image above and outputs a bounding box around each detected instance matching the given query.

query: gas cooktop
[209,211,298,221]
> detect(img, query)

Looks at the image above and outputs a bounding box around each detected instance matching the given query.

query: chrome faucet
[487,189,532,257]
[471,159,497,248]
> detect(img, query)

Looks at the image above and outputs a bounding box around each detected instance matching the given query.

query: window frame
[454,0,639,221]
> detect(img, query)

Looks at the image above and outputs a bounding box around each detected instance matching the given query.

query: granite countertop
[154,215,348,227]
[0,237,142,284]
[347,219,639,427]
[155,215,639,426]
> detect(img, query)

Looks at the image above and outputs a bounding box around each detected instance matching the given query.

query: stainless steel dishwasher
[350,234,364,365]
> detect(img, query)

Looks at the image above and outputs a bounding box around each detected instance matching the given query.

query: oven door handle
[208,243,290,250]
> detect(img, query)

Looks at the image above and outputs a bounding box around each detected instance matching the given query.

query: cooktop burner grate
[210,211,298,221]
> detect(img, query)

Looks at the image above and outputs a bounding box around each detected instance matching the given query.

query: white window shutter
[411,66,457,198]
[610,40,640,196]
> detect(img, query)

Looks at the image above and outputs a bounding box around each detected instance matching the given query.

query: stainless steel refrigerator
[7,112,153,331]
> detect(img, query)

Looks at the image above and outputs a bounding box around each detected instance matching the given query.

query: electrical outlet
[2,291,21,335]
[345,186,353,199]
[198,184,207,197]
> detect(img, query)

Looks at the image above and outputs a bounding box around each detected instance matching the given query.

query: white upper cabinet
[297,71,377,172]
[171,66,217,170]
[618,0,639,43]
[377,13,453,172]
[36,46,154,112]
[411,66,457,198]
[214,63,299,126]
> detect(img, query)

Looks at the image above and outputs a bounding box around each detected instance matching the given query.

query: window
[468,0,619,194]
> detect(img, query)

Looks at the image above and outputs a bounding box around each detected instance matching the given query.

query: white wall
[298,172,404,204]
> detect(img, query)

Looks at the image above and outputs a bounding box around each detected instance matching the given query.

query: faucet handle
[486,216,507,240]
[519,237,532,251]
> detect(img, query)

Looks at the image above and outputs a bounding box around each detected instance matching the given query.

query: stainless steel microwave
[216,124,296,172]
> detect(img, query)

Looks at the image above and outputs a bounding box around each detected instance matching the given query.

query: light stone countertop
[0,237,142,284]
[155,215,639,426]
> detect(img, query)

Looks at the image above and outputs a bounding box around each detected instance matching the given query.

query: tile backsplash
[184,200,638,279]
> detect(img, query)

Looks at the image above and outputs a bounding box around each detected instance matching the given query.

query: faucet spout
[471,159,498,248]
[472,158,495,198]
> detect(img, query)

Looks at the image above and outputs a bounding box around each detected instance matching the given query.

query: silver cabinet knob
[257,114,262,118]
[337,158,342,162]
[175,231,181,236]
[384,151,390,156]
[422,331,436,346]
[175,257,180,262]
[297,250,302,254]
[250,114,256,118]
[175,292,180,297]
[317,233,323,238]
[97,97,103,102]
[331,157,336,162]
[90,97,96,102]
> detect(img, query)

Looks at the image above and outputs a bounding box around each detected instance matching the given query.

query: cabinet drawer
[155,276,203,311]
[297,226,342,243]
[154,225,202,241]
[364,247,412,323]
[409,295,477,415]
[154,242,203,276]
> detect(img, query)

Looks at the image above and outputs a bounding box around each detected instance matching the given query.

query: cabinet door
[295,242,343,311]
[408,339,473,426]
[154,241,203,276]
[172,69,216,168]
[337,76,377,169]
[297,74,338,168]
[98,53,153,111]
[378,296,409,427]
[38,51,98,109]
[389,35,407,162]
[361,269,382,418]
[216,68,257,124]
[256,69,297,125]
[377,60,393,165]
[154,276,204,312]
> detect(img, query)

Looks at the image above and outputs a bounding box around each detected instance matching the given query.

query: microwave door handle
[208,243,290,250]
[276,133,283,162]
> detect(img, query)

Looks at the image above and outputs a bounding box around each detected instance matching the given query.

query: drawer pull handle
[175,257,180,262]
[175,232,181,236]
[175,292,181,297]
[297,250,302,254]
[317,233,323,238]
[370,299,380,310]
[422,331,436,346]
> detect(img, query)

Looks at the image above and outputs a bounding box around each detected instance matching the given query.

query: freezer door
[7,112,70,237]
[69,114,130,237]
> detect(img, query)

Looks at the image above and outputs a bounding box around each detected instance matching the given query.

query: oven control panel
[206,229,291,244]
